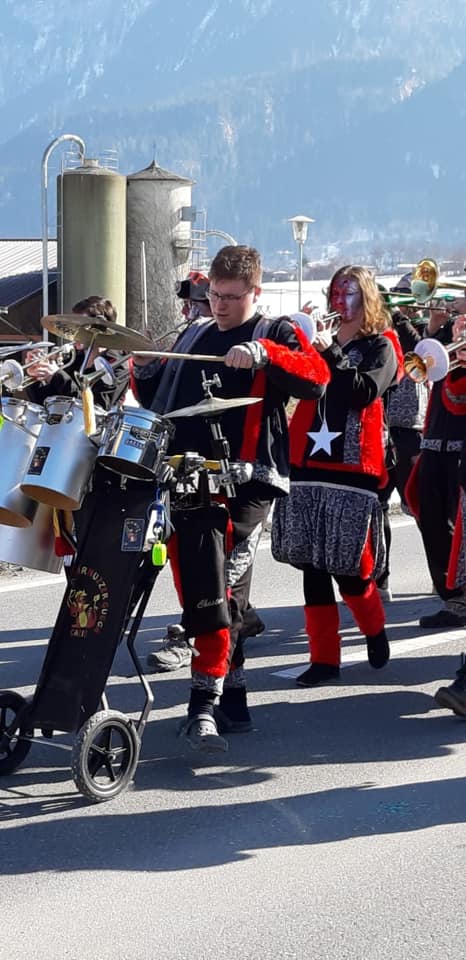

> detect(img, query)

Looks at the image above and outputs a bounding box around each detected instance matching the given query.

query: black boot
[214,687,253,733]
[434,659,466,716]
[296,663,340,687]
[178,685,228,753]
[366,629,390,669]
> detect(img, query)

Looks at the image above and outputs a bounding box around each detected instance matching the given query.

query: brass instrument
[404,333,466,384]
[411,257,466,303]
[0,342,75,392]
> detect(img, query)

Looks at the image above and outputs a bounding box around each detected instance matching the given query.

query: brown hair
[209,245,262,288]
[72,295,117,323]
[327,265,391,335]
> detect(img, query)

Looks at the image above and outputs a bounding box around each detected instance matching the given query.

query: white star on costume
[307,420,342,456]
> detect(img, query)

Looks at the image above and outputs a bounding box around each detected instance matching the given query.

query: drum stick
[132,350,226,363]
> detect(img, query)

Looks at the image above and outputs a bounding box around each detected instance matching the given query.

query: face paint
[330,277,363,323]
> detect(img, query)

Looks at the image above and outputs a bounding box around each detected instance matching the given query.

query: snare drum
[97,406,173,481]
[21,396,106,511]
[0,397,43,527]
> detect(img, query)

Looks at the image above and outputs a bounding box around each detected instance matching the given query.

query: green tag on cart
[151,542,167,567]
[0,415,4,431]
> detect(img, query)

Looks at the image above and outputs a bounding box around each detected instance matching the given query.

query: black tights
[302,565,371,606]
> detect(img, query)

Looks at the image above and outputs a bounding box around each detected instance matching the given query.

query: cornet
[0,342,75,392]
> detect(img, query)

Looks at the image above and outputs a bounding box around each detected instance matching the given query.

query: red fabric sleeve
[258,336,330,385]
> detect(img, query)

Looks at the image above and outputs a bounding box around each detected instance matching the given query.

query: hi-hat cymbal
[41,314,153,351]
[166,395,262,419]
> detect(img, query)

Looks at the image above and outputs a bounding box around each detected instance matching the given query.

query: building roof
[127,160,193,183]
[0,270,57,308]
[0,239,57,280]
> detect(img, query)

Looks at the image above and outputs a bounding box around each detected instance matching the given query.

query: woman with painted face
[272,265,400,686]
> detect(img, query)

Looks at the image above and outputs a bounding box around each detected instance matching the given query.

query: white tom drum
[20,396,106,511]
[0,397,43,527]
[0,503,63,574]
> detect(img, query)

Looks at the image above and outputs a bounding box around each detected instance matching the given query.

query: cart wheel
[0,691,32,775]
[71,710,140,803]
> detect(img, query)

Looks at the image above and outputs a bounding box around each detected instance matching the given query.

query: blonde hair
[327,265,391,336]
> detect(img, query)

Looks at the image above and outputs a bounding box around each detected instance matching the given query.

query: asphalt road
[1,515,466,960]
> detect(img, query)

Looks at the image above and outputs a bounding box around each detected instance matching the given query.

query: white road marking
[0,574,65,594]
[273,628,465,678]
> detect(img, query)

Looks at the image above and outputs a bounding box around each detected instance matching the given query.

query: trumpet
[291,310,341,345]
[0,342,75,392]
[404,334,466,384]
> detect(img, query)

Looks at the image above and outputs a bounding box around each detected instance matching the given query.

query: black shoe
[214,687,253,733]
[434,660,466,716]
[239,606,265,641]
[296,663,340,687]
[419,609,466,629]
[366,629,390,669]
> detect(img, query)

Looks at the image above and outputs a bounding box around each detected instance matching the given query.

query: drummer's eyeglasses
[208,288,253,303]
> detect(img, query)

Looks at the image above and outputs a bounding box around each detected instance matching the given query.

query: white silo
[126,161,194,339]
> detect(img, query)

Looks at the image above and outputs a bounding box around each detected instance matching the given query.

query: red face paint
[330,277,363,323]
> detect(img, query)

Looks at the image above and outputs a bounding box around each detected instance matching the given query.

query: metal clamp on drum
[20,396,106,511]
[97,406,174,481]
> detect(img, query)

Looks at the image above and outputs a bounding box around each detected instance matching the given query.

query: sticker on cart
[121,518,145,552]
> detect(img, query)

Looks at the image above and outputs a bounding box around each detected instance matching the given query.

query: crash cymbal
[41,314,153,351]
[166,395,262,419]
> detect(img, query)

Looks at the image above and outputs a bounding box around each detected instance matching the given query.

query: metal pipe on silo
[57,159,127,323]
[126,161,194,340]
[41,134,86,330]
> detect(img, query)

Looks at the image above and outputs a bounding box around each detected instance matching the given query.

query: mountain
[1,0,465,256]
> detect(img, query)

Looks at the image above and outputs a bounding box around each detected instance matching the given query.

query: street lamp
[288,215,315,310]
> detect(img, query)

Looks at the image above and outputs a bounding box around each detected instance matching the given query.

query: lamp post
[288,215,315,310]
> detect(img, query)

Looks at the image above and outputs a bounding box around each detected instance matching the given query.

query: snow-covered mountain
[1,0,465,253]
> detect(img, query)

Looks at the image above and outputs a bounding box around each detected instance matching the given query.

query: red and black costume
[405,320,466,615]
[272,331,398,673]
[133,312,329,723]
[440,368,466,591]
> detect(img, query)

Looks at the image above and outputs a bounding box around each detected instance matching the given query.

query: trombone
[411,257,466,304]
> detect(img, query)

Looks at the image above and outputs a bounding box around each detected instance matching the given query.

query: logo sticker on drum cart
[27,446,50,475]
[67,566,109,638]
[121,518,145,552]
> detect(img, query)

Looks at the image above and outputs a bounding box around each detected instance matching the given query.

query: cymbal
[166,395,262,419]
[41,315,153,351]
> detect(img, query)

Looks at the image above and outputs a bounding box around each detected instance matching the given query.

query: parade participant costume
[272,266,398,686]
[405,315,466,627]
[430,364,466,713]
[133,261,330,749]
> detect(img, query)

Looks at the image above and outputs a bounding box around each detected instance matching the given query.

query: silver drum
[0,397,43,527]
[0,503,63,574]
[97,406,173,481]
[21,396,105,511]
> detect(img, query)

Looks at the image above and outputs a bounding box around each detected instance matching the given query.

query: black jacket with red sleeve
[132,312,330,497]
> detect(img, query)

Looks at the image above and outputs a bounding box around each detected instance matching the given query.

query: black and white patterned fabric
[387,376,429,431]
[271,480,385,578]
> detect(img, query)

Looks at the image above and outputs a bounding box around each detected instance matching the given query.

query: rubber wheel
[71,710,140,803]
[0,691,32,775]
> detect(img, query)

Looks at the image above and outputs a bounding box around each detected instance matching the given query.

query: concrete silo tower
[126,161,194,340]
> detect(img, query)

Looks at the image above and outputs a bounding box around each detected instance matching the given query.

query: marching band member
[433,317,466,713]
[405,301,466,628]
[132,245,330,752]
[272,265,399,686]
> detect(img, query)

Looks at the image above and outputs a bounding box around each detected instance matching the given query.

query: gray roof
[127,160,193,183]
[0,270,57,308]
[0,240,57,280]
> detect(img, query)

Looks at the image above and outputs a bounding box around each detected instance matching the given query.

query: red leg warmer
[340,581,385,638]
[192,628,231,678]
[304,604,341,666]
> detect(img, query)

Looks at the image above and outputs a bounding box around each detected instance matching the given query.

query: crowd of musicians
[11,244,466,753]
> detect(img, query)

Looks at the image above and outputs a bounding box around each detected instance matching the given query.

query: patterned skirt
[271,480,385,579]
